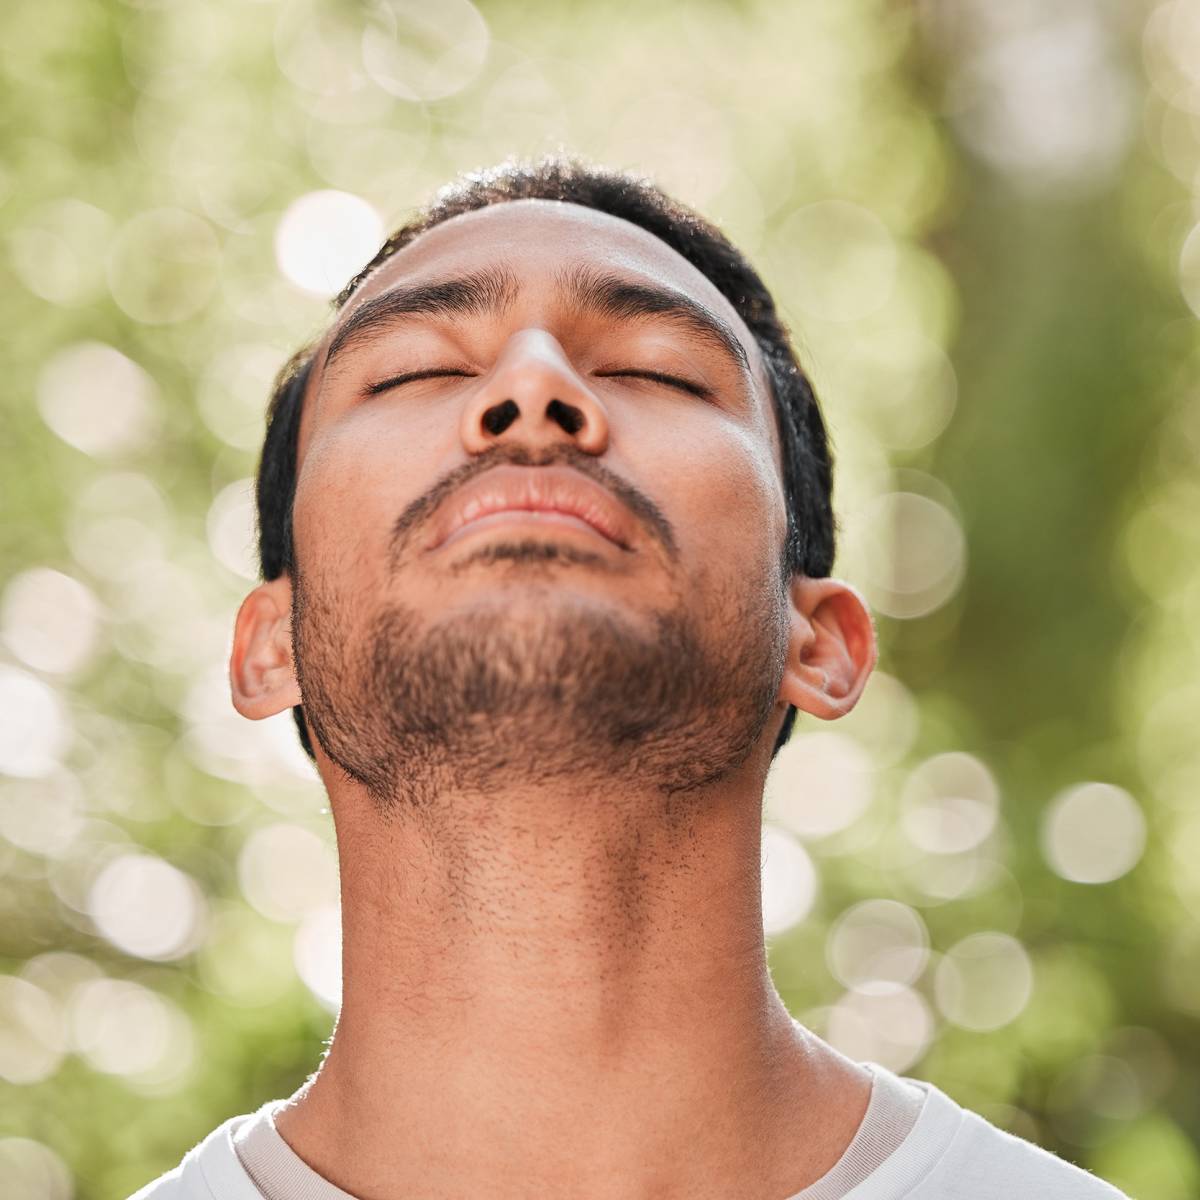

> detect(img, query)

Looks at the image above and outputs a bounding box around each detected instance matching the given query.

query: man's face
[287,199,793,808]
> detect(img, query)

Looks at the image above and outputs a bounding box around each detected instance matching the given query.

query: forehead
[298,199,767,452]
[349,198,754,332]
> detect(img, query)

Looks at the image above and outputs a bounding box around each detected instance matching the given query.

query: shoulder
[913,1086,1131,1199]
[127,1161,189,1200]
[125,1114,265,1200]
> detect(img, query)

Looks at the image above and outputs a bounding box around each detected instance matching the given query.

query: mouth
[425,464,637,554]
[437,507,626,550]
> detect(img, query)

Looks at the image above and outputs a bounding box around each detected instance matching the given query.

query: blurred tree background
[1,0,1198,1197]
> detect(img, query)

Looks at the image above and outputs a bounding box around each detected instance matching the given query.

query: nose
[459,329,610,457]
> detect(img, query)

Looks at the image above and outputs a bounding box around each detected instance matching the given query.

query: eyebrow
[558,265,752,376]
[324,266,520,370]
[321,261,753,381]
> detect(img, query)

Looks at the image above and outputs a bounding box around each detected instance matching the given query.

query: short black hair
[255,156,836,765]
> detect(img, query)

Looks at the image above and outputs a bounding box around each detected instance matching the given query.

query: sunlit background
[2,0,1199,1196]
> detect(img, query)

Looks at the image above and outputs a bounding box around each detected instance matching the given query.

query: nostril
[546,398,584,436]
[482,399,519,436]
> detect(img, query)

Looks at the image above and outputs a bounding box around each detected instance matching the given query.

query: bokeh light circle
[826,899,931,991]
[361,0,490,102]
[9,197,112,307]
[20,951,104,1003]
[195,344,283,451]
[70,978,192,1085]
[206,479,259,580]
[1040,782,1146,884]
[2,569,101,675]
[1143,0,1200,110]
[761,825,819,935]
[66,471,170,584]
[900,752,1000,855]
[945,7,1135,191]
[274,190,384,297]
[764,732,875,839]
[238,823,340,924]
[826,984,934,1073]
[0,1138,73,1200]
[294,903,343,1012]
[36,342,159,458]
[0,977,67,1085]
[934,931,1034,1031]
[835,671,920,766]
[858,491,967,619]
[0,665,71,778]
[0,774,87,859]
[87,853,204,961]
[274,0,368,98]
[1180,221,1200,318]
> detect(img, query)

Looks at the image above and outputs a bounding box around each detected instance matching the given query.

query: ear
[229,576,302,720]
[779,576,877,720]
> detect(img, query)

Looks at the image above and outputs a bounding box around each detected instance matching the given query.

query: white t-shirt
[127,1060,1130,1199]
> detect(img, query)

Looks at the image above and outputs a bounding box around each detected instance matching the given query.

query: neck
[274,759,871,1200]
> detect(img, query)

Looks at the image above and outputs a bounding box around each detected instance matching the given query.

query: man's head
[231,157,875,808]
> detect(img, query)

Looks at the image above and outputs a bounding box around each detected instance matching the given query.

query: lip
[425,465,636,553]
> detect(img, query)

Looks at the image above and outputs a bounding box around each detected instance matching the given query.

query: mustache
[387,443,678,564]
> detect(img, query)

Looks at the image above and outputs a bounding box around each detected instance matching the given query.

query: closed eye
[596,369,711,399]
[365,368,476,396]
[365,366,710,400]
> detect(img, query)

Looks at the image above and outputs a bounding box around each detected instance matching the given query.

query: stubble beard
[291,539,789,814]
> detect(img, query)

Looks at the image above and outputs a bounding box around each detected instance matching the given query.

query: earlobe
[778,577,877,721]
[229,576,302,720]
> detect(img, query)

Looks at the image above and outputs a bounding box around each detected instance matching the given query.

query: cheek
[635,416,783,575]
[291,407,449,582]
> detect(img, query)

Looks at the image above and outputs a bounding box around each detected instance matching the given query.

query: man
[133,158,1128,1199]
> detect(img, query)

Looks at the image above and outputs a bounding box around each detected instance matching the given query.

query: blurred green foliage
[1,1,1198,1198]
